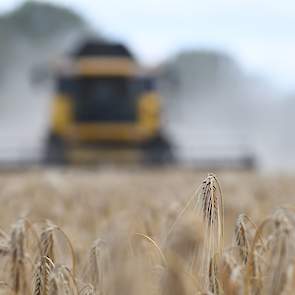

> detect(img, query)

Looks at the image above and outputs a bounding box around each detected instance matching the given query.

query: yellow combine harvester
[45,40,173,164]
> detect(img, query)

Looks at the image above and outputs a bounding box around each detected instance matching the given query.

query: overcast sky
[1,0,295,91]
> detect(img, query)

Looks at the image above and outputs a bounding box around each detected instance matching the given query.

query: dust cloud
[158,51,293,171]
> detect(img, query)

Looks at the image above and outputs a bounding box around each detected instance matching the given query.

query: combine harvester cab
[44,40,173,165]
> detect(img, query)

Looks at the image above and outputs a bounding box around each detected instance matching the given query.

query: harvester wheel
[44,134,67,165]
[143,134,174,165]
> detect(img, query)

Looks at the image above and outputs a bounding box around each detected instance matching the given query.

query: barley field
[0,167,294,294]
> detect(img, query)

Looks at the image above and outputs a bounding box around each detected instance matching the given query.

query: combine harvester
[0,39,256,169]
[44,39,173,165]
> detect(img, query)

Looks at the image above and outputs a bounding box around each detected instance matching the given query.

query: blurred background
[0,0,294,171]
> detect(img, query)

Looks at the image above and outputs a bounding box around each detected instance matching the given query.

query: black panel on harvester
[71,40,134,58]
